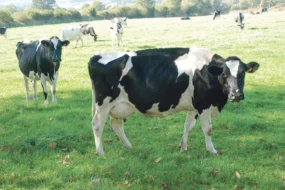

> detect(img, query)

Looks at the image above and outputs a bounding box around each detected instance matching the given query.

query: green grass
[1,12,285,189]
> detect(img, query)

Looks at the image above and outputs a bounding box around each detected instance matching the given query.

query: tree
[32,0,56,10]
[135,0,155,8]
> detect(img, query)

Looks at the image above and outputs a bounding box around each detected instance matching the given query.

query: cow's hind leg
[23,75,30,101]
[200,109,217,154]
[110,116,132,149]
[92,109,109,155]
[180,111,198,152]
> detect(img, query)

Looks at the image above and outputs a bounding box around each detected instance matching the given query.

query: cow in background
[111,17,127,27]
[109,19,124,48]
[233,12,244,29]
[80,24,98,42]
[61,27,83,47]
[213,10,221,20]
[88,47,259,155]
[16,37,70,104]
[261,7,268,13]
[0,27,7,38]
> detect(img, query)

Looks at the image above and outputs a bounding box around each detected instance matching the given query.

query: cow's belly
[110,102,135,119]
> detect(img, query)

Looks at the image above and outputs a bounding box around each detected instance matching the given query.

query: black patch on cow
[136,48,189,61]
[88,54,130,106]
[192,55,227,114]
[120,54,189,113]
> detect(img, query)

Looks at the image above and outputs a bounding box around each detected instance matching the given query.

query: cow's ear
[62,40,70,47]
[246,62,259,73]
[208,65,223,76]
[41,40,50,47]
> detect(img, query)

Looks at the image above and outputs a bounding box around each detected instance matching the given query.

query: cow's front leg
[200,109,217,154]
[92,110,108,155]
[40,74,49,104]
[23,75,30,101]
[51,72,58,104]
[180,111,198,152]
[110,116,132,149]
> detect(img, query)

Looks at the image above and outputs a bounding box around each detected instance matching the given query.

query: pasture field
[0,11,285,189]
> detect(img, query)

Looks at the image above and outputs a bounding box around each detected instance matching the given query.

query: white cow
[60,27,84,47]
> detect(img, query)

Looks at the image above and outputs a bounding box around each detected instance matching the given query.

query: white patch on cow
[175,48,214,77]
[61,27,83,47]
[119,54,135,80]
[97,52,137,65]
[226,60,239,77]
[110,102,134,118]
[51,37,59,50]
[28,71,39,81]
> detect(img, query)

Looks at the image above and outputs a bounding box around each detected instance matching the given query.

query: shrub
[0,9,13,24]
[12,11,30,23]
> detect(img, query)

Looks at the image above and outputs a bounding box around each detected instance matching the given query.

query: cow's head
[41,36,70,64]
[93,34,98,42]
[219,56,259,102]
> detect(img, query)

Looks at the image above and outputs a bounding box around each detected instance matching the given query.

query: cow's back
[61,27,82,41]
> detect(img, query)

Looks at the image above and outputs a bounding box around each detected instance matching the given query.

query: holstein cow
[233,12,244,30]
[79,24,98,42]
[61,27,83,47]
[213,10,221,20]
[0,27,7,38]
[88,47,259,155]
[109,19,124,48]
[16,37,70,104]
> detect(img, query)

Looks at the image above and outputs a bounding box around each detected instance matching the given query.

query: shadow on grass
[136,45,156,49]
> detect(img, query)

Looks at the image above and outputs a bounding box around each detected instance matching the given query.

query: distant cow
[181,17,190,20]
[0,27,7,38]
[261,8,268,13]
[88,47,259,155]
[61,27,83,47]
[111,17,127,27]
[16,37,70,104]
[233,12,244,29]
[213,10,221,20]
[109,20,124,48]
[80,24,98,42]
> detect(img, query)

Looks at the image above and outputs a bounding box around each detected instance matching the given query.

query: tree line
[0,0,284,26]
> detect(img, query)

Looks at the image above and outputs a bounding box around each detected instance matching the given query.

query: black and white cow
[16,36,70,104]
[0,27,7,38]
[109,19,124,48]
[80,24,98,42]
[88,48,259,155]
[261,7,268,13]
[213,10,220,20]
[233,12,244,30]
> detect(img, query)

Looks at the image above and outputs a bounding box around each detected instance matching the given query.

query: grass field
[0,11,285,189]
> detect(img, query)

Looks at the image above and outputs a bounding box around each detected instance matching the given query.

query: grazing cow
[61,27,83,47]
[261,7,268,13]
[16,37,70,104]
[109,20,124,48]
[181,17,190,20]
[233,12,244,29]
[88,47,259,155]
[0,27,7,38]
[80,24,98,42]
[213,10,221,20]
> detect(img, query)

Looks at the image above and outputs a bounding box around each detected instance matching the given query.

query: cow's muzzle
[229,92,244,102]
